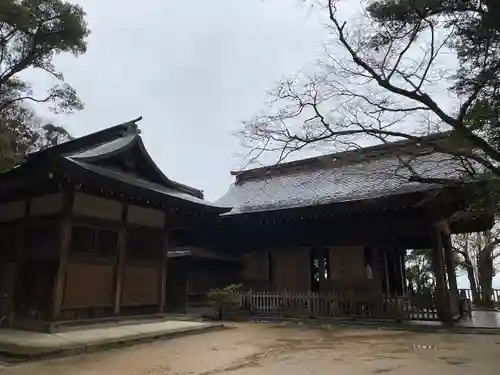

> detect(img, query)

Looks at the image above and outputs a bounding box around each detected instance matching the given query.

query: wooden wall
[61,261,161,310]
[239,246,382,293]
[62,262,114,308]
[322,246,382,293]
[1,188,170,321]
[328,246,365,284]
[127,205,164,228]
[65,193,166,314]
[272,248,311,291]
[72,194,165,229]
[73,193,121,220]
[121,264,160,306]
[30,193,64,217]
[240,248,311,291]
[241,251,269,283]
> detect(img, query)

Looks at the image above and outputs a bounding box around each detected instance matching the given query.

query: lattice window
[70,225,118,258]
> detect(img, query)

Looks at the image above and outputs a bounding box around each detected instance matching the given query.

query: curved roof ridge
[25,117,142,161]
[232,131,452,184]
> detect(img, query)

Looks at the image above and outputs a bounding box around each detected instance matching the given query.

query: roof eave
[57,158,231,214]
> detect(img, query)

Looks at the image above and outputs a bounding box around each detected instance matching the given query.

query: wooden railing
[457,288,500,305]
[237,291,440,321]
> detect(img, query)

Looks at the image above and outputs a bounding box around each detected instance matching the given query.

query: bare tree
[241,0,500,184]
[453,227,500,307]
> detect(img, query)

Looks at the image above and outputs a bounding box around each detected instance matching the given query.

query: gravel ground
[0,322,499,375]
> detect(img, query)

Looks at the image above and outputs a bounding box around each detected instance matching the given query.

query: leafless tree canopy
[240,0,500,184]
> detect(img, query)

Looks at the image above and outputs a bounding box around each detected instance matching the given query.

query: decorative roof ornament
[123,116,142,135]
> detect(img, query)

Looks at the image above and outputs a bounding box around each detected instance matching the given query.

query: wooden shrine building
[0,118,229,330]
[0,120,495,328]
[179,133,494,321]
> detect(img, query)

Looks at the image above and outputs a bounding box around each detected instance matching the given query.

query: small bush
[206,284,242,320]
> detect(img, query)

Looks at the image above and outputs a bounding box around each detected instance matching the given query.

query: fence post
[283,289,290,316]
[307,291,313,318]
[247,290,253,313]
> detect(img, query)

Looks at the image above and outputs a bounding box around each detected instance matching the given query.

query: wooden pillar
[268,250,274,287]
[431,229,451,322]
[392,250,402,295]
[371,247,383,316]
[372,247,382,290]
[397,250,406,295]
[114,203,128,315]
[400,250,407,295]
[18,199,30,262]
[51,185,74,321]
[159,214,169,313]
[383,249,390,295]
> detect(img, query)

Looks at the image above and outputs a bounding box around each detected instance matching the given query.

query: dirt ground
[1,322,499,375]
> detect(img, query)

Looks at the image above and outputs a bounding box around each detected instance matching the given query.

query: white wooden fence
[458,288,500,305]
[237,291,440,321]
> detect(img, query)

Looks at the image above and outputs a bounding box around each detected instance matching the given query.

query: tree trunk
[462,252,480,304]
[478,252,494,308]
[466,265,480,304]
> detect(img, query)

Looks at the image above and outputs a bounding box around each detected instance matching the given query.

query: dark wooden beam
[114,203,128,315]
[159,214,169,313]
[51,184,74,321]
[383,249,390,294]
[371,247,382,291]
[15,198,30,263]
[0,173,63,203]
[400,250,407,295]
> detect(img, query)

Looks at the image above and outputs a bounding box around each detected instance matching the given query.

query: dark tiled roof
[60,123,205,199]
[25,118,141,161]
[3,117,229,211]
[65,159,226,208]
[216,134,470,215]
[66,134,137,161]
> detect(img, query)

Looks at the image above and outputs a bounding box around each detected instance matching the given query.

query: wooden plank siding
[241,251,269,283]
[240,248,311,291]
[328,246,365,284]
[62,261,115,308]
[272,248,310,291]
[121,264,160,306]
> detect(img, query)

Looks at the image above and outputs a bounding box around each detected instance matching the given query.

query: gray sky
[41,0,325,201]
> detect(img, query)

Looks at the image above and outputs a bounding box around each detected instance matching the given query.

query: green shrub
[206,284,242,320]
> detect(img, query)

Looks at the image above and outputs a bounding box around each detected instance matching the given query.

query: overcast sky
[38,0,326,201]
